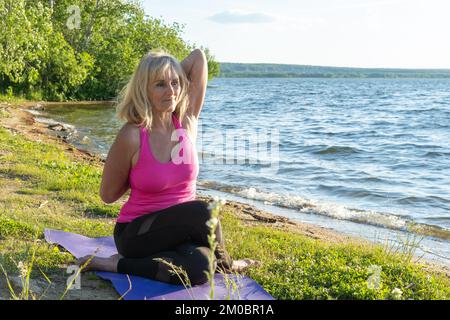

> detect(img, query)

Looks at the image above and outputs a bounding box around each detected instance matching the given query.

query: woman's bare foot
[231,259,262,273]
[76,254,122,273]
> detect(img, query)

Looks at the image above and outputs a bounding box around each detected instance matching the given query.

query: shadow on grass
[83,205,118,219]
[0,169,38,183]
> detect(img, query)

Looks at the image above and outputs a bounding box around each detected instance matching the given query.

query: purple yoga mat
[44,229,274,300]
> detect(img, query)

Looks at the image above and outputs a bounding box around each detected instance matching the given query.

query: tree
[0,0,221,100]
[201,47,220,80]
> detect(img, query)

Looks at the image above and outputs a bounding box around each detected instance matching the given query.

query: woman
[77,49,257,285]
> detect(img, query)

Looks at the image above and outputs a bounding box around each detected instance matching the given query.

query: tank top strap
[139,125,150,155]
[171,113,182,130]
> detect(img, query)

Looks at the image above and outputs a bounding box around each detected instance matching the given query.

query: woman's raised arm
[99,124,140,204]
[181,49,208,119]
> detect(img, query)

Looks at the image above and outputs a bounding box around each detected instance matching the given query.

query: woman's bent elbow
[100,191,116,204]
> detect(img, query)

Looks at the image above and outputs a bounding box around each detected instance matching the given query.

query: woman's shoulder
[115,122,141,150]
[121,122,141,130]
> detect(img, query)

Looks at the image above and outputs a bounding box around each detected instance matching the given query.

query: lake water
[30,78,450,264]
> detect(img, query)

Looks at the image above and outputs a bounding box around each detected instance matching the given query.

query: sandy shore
[1,101,449,283]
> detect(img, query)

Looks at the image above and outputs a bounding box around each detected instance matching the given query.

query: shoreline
[1,101,449,293]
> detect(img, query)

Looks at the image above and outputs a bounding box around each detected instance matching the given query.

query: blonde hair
[116,50,189,130]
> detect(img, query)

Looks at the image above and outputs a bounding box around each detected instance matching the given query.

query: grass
[0,94,29,105]
[0,117,449,299]
[0,90,46,105]
[220,215,450,299]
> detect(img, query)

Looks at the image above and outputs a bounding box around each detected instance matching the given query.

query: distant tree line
[218,63,450,78]
[0,0,220,101]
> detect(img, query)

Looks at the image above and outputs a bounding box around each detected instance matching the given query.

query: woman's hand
[181,49,208,119]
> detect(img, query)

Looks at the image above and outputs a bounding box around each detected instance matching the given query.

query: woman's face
[148,67,181,114]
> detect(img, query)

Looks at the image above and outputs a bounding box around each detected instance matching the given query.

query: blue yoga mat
[44,229,274,300]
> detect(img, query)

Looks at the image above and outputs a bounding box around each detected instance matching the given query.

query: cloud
[209,11,275,24]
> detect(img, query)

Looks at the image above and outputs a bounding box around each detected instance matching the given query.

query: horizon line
[218,62,450,71]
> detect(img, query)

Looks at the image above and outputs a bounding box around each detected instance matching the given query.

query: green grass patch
[220,210,450,300]
[0,239,74,276]
[0,94,28,104]
[0,215,37,240]
[82,204,120,219]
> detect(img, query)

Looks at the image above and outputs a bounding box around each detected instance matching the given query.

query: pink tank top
[117,113,199,223]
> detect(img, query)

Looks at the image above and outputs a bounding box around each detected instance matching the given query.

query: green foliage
[0,215,36,240]
[202,47,220,80]
[0,0,219,101]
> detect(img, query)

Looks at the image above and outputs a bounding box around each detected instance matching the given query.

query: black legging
[114,200,233,285]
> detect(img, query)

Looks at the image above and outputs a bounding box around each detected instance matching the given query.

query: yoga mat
[44,229,274,300]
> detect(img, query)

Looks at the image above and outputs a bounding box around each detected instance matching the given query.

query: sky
[141,0,450,69]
